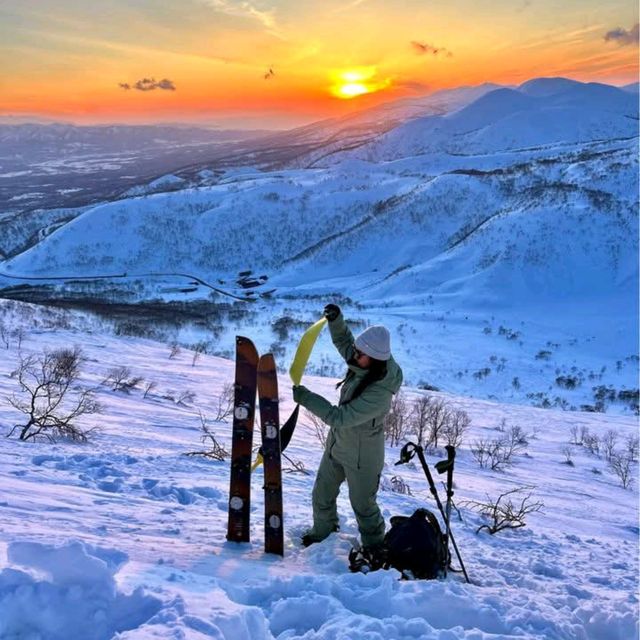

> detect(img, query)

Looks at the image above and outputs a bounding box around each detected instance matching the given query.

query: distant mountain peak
[518,77,584,97]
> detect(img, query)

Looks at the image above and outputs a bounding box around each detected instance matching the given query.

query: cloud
[411,41,453,58]
[332,0,370,12]
[155,79,177,91]
[604,23,639,45]
[119,78,176,91]
[198,0,277,31]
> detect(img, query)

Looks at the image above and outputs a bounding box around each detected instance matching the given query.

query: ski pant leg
[310,451,345,539]
[344,465,385,547]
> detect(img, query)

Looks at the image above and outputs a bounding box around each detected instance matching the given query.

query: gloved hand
[292,384,309,404]
[323,304,341,322]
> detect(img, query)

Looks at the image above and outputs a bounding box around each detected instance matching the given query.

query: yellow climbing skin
[252,317,327,471]
[289,317,327,385]
[251,453,264,472]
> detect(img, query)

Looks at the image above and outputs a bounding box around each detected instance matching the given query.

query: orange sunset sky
[1,0,638,129]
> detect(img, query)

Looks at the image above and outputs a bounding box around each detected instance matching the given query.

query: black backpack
[383,508,449,579]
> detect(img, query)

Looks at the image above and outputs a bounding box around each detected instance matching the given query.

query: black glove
[292,385,309,404]
[323,304,341,322]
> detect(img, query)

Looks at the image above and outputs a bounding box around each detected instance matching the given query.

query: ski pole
[396,443,470,583]
[435,445,456,578]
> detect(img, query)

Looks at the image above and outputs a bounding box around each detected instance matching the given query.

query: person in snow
[292,303,403,555]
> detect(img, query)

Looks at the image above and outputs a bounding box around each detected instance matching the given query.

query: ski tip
[258,353,276,369]
[236,336,259,359]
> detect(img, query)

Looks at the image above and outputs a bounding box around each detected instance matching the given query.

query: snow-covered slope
[0,303,637,639]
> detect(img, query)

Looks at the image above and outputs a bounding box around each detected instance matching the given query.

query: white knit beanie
[355,325,391,361]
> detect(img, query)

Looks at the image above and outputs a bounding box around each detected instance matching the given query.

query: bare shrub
[443,408,471,448]
[177,390,196,406]
[14,327,25,350]
[0,321,9,349]
[169,342,181,359]
[569,425,582,445]
[508,425,528,449]
[570,425,591,446]
[463,486,544,534]
[409,394,470,450]
[213,383,234,422]
[190,341,208,367]
[583,433,601,456]
[561,447,574,466]
[409,395,431,446]
[104,366,144,393]
[424,397,451,451]
[609,453,634,489]
[602,429,618,462]
[384,392,409,447]
[282,453,309,475]
[304,410,328,446]
[626,434,639,462]
[471,438,503,469]
[470,425,528,471]
[185,410,229,460]
[7,347,101,443]
[143,381,157,399]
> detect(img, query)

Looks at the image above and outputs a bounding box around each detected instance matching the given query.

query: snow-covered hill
[0,302,637,639]
[0,78,638,411]
[339,80,638,161]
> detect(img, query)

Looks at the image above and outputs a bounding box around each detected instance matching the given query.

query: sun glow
[338,83,369,97]
[329,67,390,99]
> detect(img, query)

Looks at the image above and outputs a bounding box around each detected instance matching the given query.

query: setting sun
[337,83,369,97]
[330,67,390,99]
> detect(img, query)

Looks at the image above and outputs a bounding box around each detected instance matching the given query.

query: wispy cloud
[604,23,639,46]
[492,24,605,52]
[119,78,177,91]
[516,0,533,12]
[332,0,371,12]
[411,41,453,58]
[198,0,277,30]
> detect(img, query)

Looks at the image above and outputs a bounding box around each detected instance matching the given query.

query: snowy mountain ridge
[334,79,637,162]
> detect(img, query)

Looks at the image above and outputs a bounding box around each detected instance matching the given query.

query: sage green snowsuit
[294,313,403,547]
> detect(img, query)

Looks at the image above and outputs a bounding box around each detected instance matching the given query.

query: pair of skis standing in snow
[225,310,469,582]
[226,313,329,555]
[226,337,284,555]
